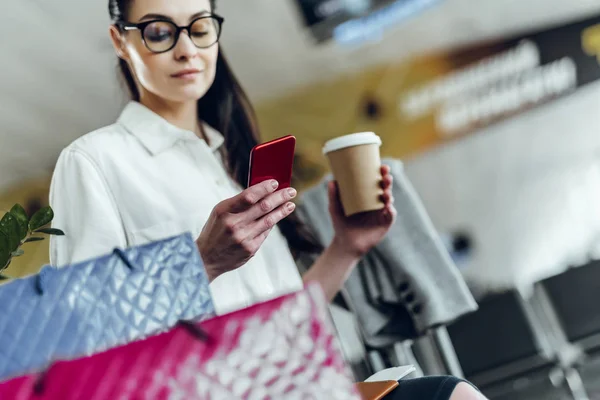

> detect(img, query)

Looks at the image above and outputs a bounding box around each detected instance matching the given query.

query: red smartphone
[248,135,296,189]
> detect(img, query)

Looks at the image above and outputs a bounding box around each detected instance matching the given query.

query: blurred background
[4,0,600,398]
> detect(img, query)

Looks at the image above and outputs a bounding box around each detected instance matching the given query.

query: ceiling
[2,0,600,192]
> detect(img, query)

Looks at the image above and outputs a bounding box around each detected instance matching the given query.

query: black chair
[447,291,553,387]
[447,286,590,400]
[542,260,600,353]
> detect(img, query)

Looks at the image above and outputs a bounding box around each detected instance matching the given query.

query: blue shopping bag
[0,232,214,382]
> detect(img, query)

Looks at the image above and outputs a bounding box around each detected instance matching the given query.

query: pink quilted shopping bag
[0,283,362,400]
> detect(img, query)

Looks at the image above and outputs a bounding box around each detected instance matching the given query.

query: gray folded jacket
[296,158,477,341]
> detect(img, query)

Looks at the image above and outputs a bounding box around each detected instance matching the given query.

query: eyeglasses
[117,15,224,54]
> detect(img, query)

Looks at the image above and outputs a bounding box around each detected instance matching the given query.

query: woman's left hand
[328,164,397,258]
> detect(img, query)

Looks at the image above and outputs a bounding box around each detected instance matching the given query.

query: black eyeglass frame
[116,14,225,54]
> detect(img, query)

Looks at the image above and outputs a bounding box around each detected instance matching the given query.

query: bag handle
[35,248,135,296]
[179,321,211,343]
[112,248,136,271]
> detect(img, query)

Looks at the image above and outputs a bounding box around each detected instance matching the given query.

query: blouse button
[412,303,423,315]
[399,282,410,292]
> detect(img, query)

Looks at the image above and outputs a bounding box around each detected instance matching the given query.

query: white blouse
[49,101,304,315]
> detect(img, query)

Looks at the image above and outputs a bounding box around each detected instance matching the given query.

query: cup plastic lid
[322,132,382,155]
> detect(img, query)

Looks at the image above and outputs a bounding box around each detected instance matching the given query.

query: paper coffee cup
[322,132,384,216]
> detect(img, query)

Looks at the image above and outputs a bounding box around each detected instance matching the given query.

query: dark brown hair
[108,0,323,255]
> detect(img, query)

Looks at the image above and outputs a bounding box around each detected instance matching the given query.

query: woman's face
[110,0,218,104]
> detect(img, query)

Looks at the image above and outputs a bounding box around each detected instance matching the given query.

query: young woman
[49,0,486,398]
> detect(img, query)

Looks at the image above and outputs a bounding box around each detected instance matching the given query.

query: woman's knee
[449,382,488,400]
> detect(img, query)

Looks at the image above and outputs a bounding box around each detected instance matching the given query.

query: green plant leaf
[11,249,24,257]
[29,206,54,232]
[24,237,45,243]
[10,204,28,220]
[34,228,65,236]
[0,212,21,251]
[0,232,10,270]
[10,204,29,240]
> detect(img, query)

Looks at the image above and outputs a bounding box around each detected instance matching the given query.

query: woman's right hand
[197,180,297,281]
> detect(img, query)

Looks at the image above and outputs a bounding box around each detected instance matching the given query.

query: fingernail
[287,202,296,212]
[271,180,279,189]
[287,188,297,198]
